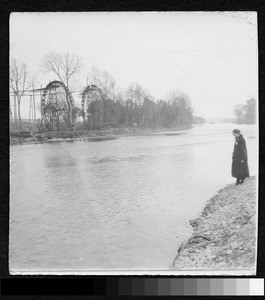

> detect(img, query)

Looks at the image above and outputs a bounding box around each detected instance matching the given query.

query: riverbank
[170,176,257,271]
[10,125,192,145]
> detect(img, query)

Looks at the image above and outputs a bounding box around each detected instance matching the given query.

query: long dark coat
[232,134,249,179]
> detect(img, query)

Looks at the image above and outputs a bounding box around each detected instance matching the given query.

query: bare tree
[88,66,101,86]
[101,70,116,100]
[125,83,146,105]
[167,90,193,125]
[87,67,117,100]
[233,104,245,123]
[233,99,256,124]
[41,52,84,90]
[10,59,31,130]
[86,67,118,127]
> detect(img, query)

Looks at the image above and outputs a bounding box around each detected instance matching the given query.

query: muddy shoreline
[10,125,193,146]
[170,176,257,271]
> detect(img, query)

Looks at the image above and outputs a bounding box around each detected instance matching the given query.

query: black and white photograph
[9,12,258,275]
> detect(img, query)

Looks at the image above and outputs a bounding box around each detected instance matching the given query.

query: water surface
[10,123,258,272]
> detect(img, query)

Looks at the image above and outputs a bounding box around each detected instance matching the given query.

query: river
[10,123,258,273]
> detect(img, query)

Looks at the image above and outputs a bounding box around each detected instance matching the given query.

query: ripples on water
[90,154,150,164]
[10,123,258,272]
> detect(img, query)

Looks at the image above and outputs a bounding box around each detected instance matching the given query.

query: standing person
[232,129,249,185]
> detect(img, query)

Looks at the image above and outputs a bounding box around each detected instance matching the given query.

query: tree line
[10,51,194,130]
[233,98,257,124]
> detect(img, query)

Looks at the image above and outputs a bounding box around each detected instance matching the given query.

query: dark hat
[232,129,241,134]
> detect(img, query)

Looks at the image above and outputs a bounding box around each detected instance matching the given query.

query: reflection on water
[10,123,258,271]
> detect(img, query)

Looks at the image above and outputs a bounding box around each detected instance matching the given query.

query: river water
[10,123,258,273]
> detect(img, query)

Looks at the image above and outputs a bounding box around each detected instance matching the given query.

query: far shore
[10,125,193,146]
[170,176,257,271]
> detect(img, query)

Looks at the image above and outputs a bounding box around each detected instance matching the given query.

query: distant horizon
[10,12,258,120]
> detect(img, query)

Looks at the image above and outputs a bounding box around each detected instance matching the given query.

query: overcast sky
[10,12,257,119]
